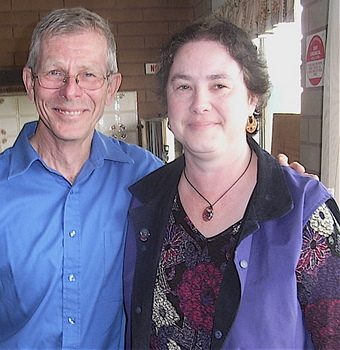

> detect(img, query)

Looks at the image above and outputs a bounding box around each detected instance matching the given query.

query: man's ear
[105,72,122,106]
[22,67,35,103]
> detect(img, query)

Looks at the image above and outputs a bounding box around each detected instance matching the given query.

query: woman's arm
[296,199,340,349]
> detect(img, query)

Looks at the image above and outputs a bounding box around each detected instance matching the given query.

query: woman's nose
[189,89,212,114]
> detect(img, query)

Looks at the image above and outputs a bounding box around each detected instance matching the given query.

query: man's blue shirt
[0,121,162,349]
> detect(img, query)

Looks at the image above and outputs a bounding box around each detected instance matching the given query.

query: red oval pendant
[202,206,214,221]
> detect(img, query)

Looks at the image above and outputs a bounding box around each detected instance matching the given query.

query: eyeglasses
[32,70,111,91]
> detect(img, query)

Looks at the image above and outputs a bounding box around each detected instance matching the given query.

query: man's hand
[276,153,319,180]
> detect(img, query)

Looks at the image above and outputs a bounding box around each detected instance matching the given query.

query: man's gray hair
[26,7,118,73]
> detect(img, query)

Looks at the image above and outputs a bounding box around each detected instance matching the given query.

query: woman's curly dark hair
[156,18,271,113]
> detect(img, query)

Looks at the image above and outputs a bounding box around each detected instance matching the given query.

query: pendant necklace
[183,151,253,222]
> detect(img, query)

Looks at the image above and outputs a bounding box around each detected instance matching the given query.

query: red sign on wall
[145,63,160,75]
[306,30,326,87]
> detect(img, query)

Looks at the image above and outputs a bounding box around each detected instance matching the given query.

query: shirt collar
[8,122,40,178]
[8,121,134,179]
[90,129,134,164]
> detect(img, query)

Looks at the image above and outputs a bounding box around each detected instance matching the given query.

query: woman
[124,19,339,350]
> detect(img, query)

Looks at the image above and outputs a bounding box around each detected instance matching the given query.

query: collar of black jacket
[128,137,293,224]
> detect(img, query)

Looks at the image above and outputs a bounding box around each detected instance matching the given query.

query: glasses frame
[32,70,111,91]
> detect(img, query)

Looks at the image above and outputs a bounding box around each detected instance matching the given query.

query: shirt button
[135,306,142,314]
[239,259,248,269]
[214,330,223,339]
[69,230,77,237]
[68,317,75,324]
[68,274,76,282]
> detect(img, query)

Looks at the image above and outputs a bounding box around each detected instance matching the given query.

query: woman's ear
[22,67,35,103]
[248,95,258,116]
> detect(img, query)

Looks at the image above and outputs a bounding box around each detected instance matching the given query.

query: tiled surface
[97,91,139,145]
[0,94,37,152]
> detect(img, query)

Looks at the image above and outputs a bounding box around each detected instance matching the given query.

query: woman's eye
[214,84,227,89]
[177,85,190,90]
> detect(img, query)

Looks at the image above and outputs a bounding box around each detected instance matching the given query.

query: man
[0,8,162,349]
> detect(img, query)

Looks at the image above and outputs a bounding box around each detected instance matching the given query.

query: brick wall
[300,0,329,175]
[0,0,211,120]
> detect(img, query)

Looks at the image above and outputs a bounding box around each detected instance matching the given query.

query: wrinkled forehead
[36,31,109,70]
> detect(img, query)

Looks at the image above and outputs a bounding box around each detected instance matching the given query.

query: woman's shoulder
[128,155,184,201]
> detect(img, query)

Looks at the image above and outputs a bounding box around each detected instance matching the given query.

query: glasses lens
[77,73,105,90]
[38,72,63,89]
[37,72,106,90]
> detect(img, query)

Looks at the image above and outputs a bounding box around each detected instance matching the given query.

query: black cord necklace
[183,151,253,222]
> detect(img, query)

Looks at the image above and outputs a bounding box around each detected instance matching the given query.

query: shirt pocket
[100,229,125,301]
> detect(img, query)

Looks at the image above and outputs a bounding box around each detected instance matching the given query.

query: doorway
[253,3,302,158]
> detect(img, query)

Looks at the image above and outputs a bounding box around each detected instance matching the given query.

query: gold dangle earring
[246,114,258,134]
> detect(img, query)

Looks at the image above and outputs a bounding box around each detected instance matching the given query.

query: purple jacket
[124,138,334,349]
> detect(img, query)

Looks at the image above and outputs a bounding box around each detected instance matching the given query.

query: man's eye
[83,72,97,78]
[48,70,62,76]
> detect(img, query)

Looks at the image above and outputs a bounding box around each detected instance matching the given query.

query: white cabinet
[0,91,139,153]
[0,94,37,152]
[96,91,139,145]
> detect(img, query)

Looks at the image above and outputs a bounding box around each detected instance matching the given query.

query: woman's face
[166,40,257,158]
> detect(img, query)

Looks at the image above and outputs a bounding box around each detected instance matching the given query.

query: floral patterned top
[150,195,340,350]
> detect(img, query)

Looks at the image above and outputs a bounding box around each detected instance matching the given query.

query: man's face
[23,30,121,145]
